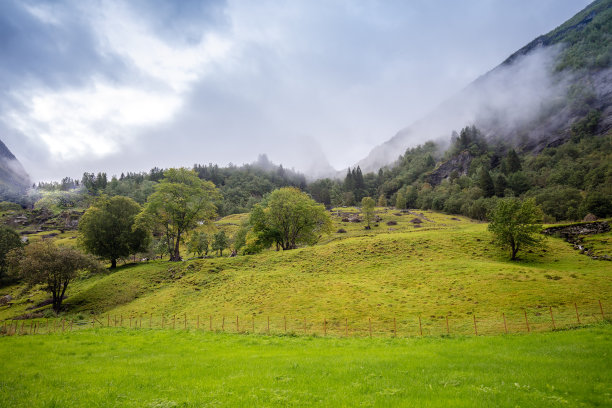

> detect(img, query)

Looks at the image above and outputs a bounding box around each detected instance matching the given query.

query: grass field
[0,324,610,407]
[1,209,611,338]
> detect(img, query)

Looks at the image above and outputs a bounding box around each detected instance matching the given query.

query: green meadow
[1,208,611,406]
[0,324,610,407]
[1,209,611,336]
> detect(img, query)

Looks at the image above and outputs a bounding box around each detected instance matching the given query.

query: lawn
[0,324,610,407]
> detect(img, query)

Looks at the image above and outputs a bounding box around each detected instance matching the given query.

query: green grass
[1,209,611,337]
[0,324,610,407]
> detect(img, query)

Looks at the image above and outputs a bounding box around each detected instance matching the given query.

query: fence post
[267,316,270,334]
[284,316,287,333]
[549,307,556,329]
[418,316,422,336]
[473,315,478,336]
[62,319,65,333]
[252,316,255,333]
[599,300,605,319]
[502,313,508,334]
[107,315,110,327]
[210,315,212,331]
[150,314,152,328]
[197,315,200,330]
[69,320,73,332]
[574,303,581,324]
[345,318,348,337]
[304,318,307,334]
[120,315,123,327]
[236,315,239,332]
[162,316,165,329]
[524,310,530,332]
[91,317,95,329]
[222,316,225,331]
[173,315,176,330]
[140,314,142,328]
[393,318,397,337]
[185,314,188,330]
[445,316,450,335]
[324,318,327,336]
[369,317,372,338]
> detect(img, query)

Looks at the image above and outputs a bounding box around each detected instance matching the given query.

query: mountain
[357,0,612,172]
[0,138,31,202]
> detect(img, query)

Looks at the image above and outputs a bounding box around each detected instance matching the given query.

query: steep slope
[358,0,612,172]
[0,138,30,202]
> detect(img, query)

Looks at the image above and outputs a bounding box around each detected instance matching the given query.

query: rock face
[0,139,30,202]
[426,151,472,186]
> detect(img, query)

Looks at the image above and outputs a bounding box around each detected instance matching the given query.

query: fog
[0,0,592,182]
[357,45,576,172]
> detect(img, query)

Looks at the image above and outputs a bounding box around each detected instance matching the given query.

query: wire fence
[1,299,609,338]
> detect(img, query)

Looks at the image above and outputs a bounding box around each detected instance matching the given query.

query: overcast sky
[1,0,592,182]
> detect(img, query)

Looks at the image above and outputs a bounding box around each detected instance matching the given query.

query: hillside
[2,209,610,336]
[0,139,30,203]
[357,0,612,172]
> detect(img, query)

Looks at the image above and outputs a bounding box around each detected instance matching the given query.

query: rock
[583,213,598,222]
[410,218,423,224]
[386,221,397,226]
[336,228,347,233]
[0,295,13,305]
[426,150,473,186]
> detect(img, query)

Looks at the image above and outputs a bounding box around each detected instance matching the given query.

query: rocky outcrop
[542,221,610,238]
[426,151,473,186]
[542,221,610,260]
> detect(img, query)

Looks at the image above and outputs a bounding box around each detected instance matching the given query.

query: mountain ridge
[356,0,612,173]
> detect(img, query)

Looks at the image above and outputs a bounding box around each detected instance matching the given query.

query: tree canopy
[488,198,544,260]
[361,197,375,228]
[0,226,23,282]
[139,168,220,261]
[250,187,332,250]
[8,241,101,312]
[79,195,150,268]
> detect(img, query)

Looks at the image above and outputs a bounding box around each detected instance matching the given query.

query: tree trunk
[170,233,182,261]
[111,259,117,269]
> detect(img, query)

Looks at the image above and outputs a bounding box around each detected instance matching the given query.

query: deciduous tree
[488,198,543,260]
[79,195,150,268]
[250,187,332,250]
[361,197,375,228]
[8,241,101,312]
[139,168,220,261]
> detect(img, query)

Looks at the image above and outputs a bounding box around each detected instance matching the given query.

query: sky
[0,0,592,182]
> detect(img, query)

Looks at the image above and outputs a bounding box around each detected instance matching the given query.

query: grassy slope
[0,324,610,407]
[1,209,611,336]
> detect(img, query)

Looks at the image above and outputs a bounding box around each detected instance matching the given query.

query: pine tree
[479,168,495,198]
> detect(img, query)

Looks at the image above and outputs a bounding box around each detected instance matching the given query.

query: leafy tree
[0,226,23,282]
[139,169,220,261]
[79,196,150,268]
[580,191,612,218]
[187,232,209,257]
[250,187,332,250]
[361,197,376,228]
[377,194,387,207]
[212,230,229,256]
[395,191,406,209]
[8,241,101,313]
[488,198,544,260]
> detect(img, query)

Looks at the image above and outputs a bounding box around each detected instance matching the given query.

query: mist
[356,45,576,173]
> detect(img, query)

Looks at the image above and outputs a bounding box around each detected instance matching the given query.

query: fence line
[1,300,610,338]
